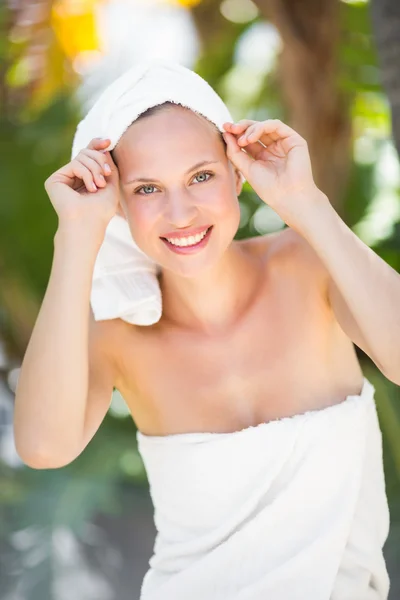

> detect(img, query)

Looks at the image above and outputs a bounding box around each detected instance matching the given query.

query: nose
[164,190,198,229]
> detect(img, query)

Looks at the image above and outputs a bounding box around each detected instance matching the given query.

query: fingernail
[104,163,111,174]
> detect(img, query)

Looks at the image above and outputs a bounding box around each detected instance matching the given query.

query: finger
[76,154,107,188]
[241,122,280,144]
[256,120,305,149]
[81,148,113,176]
[87,137,111,151]
[102,149,118,172]
[263,119,299,139]
[224,121,276,149]
[78,152,109,185]
[223,120,257,134]
[71,162,98,192]
[55,160,98,192]
[238,126,277,147]
[96,147,118,179]
[240,120,303,153]
[223,131,254,177]
[240,140,266,161]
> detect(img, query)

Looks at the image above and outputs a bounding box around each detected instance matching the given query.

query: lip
[161,226,213,255]
[160,225,212,240]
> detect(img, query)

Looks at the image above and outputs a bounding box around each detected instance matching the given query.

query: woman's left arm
[222,118,400,385]
[291,193,400,386]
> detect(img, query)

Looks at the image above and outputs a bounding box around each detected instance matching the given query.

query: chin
[162,258,217,279]
[154,250,219,279]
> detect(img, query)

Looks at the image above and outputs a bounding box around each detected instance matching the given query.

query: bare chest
[114,241,363,436]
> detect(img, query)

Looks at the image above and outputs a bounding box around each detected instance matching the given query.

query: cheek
[208,184,241,225]
[124,202,157,248]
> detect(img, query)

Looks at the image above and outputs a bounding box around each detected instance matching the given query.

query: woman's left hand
[222,119,326,231]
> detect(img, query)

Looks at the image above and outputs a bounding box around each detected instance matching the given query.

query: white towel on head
[71,59,241,326]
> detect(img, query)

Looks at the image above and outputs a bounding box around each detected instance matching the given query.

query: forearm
[298,192,400,375]
[14,225,104,465]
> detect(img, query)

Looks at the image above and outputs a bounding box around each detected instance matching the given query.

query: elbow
[14,437,81,470]
[13,420,83,469]
[15,446,74,469]
[17,452,74,470]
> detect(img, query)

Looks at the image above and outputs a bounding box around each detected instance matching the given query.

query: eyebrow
[123,160,221,186]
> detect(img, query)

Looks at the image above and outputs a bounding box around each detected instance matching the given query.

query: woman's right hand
[45,138,121,234]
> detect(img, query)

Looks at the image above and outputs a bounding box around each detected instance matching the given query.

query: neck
[158,241,263,334]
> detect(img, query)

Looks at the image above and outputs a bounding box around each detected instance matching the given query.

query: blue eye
[193,171,213,184]
[135,171,214,195]
[137,184,157,195]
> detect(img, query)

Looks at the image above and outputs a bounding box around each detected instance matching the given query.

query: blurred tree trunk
[370,0,400,157]
[252,0,352,211]
[191,0,247,84]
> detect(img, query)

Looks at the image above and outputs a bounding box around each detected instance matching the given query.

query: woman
[14,63,397,599]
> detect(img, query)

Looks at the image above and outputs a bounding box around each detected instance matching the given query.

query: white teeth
[166,228,209,247]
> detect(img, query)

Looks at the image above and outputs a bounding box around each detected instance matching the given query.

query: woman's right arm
[13,138,122,469]
[13,226,116,468]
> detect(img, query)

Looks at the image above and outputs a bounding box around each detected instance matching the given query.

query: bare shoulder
[244,227,330,300]
[237,227,289,260]
[240,226,316,264]
[279,228,331,293]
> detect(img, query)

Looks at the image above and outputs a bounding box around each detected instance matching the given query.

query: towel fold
[91,214,162,325]
[71,60,240,325]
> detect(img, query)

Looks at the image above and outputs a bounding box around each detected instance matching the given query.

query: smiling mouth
[161,226,212,247]
[160,226,213,253]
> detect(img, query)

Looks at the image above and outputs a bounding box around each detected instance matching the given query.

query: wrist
[290,189,333,238]
[54,221,106,250]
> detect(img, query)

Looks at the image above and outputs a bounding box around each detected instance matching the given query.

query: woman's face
[113,105,243,278]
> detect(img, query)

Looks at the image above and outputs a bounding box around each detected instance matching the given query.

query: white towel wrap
[136,377,391,600]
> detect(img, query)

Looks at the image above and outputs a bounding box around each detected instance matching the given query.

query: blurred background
[0,0,399,598]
